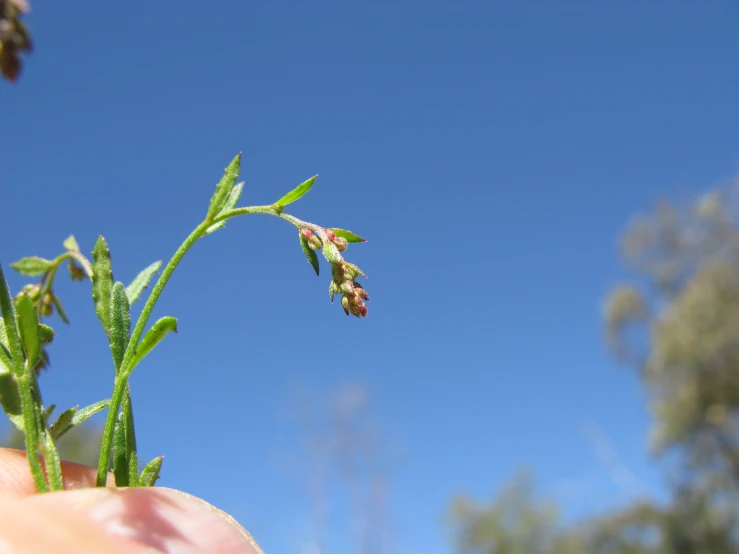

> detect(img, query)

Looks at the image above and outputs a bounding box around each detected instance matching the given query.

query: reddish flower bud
[333,237,348,252]
[308,235,322,250]
[325,229,337,242]
[300,228,314,241]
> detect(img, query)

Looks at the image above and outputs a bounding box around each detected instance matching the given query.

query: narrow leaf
[38,324,55,345]
[206,153,241,221]
[16,293,41,369]
[125,261,162,305]
[0,316,7,352]
[49,406,77,440]
[0,342,12,375]
[92,236,114,337]
[109,283,131,373]
[329,228,366,243]
[0,265,23,370]
[123,389,138,486]
[51,294,69,324]
[52,399,110,440]
[129,316,178,371]
[0,343,22,431]
[113,411,129,486]
[139,456,164,487]
[44,404,56,422]
[10,256,52,277]
[0,266,24,429]
[0,373,23,431]
[300,236,320,276]
[272,175,317,210]
[63,235,79,251]
[205,182,244,234]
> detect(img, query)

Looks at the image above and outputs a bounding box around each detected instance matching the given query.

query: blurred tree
[603,183,739,480]
[446,470,585,554]
[448,178,739,553]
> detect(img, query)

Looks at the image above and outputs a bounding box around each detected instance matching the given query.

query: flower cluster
[330,261,369,317]
[300,227,370,317]
[0,0,32,82]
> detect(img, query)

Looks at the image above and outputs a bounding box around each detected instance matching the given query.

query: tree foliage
[449,179,739,552]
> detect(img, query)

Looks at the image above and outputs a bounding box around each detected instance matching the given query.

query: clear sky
[2,1,739,553]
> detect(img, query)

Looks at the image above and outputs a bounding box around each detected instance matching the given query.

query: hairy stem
[96,206,326,486]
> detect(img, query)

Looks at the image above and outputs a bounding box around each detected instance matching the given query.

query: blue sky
[2,1,739,552]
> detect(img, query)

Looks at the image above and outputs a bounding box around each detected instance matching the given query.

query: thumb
[0,487,264,554]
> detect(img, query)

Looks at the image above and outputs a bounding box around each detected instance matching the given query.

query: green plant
[0,153,369,491]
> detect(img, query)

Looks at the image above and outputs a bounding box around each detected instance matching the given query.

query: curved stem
[96,206,328,485]
[96,221,210,485]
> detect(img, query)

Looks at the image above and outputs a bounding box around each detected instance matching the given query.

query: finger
[0,448,115,495]
[29,487,265,554]
[0,492,140,554]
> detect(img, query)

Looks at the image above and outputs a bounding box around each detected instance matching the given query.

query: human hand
[0,448,264,553]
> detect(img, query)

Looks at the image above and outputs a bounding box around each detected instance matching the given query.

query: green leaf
[300,236,320,276]
[205,182,244,234]
[0,373,23,432]
[329,228,366,243]
[113,411,129,486]
[322,242,342,264]
[129,317,178,372]
[125,261,162,305]
[43,404,56,422]
[51,294,69,324]
[63,235,79,251]
[0,265,23,372]
[139,456,164,487]
[0,266,23,430]
[271,175,317,211]
[38,324,55,346]
[0,342,12,375]
[51,399,109,440]
[92,236,114,337]
[0,317,7,355]
[122,389,138,486]
[206,153,241,221]
[10,257,52,277]
[49,406,76,440]
[16,294,41,369]
[109,283,131,373]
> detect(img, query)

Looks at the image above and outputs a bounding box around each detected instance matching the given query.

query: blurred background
[2,1,739,552]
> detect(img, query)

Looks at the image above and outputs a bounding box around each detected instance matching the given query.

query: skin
[0,448,265,554]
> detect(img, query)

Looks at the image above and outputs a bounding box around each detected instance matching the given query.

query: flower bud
[308,235,322,250]
[300,228,314,241]
[325,229,337,242]
[41,294,53,316]
[329,280,340,302]
[333,237,348,252]
[21,284,41,302]
[341,295,351,315]
[69,260,87,281]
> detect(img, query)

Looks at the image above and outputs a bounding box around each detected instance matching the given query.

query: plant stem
[96,206,324,486]
[96,221,211,485]
[18,374,48,492]
[213,206,329,238]
[0,265,52,492]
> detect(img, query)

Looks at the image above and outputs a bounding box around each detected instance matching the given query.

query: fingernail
[65,488,264,554]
